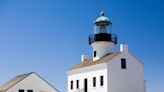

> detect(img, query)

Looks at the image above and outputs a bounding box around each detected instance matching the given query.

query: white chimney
[120,44,128,52]
[81,55,89,62]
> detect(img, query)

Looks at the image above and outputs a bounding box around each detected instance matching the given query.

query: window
[121,58,126,69]
[18,89,24,92]
[100,76,104,86]
[94,51,96,57]
[93,77,96,87]
[71,81,73,90]
[84,78,88,92]
[76,80,79,89]
[27,90,33,92]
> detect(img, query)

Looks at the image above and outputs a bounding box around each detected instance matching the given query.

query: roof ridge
[15,72,34,77]
[0,72,34,91]
[68,52,121,71]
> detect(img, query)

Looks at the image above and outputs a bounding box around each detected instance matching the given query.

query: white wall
[107,52,145,92]
[7,73,58,92]
[91,42,114,61]
[67,64,108,92]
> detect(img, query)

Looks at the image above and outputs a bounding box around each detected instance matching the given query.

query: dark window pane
[19,90,24,92]
[121,58,126,69]
[71,81,73,90]
[100,76,104,86]
[76,80,79,89]
[84,78,88,92]
[27,90,33,92]
[93,77,96,87]
[94,51,96,57]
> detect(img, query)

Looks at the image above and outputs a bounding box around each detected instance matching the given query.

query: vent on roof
[120,44,128,52]
[81,55,89,62]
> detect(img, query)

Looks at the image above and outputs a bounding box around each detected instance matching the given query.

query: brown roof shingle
[69,52,120,71]
[0,72,33,92]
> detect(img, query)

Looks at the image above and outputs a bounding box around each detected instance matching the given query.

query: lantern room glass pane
[94,25,112,34]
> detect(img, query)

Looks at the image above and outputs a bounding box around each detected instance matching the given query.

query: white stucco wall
[7,73,58,92]
[67,64,108,92]
[107,52,145,92]
[91,42,114,61]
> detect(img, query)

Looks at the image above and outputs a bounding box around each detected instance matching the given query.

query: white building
[67,12,146,92]
[0,72,59,92]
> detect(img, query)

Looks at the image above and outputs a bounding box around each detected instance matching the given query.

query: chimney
[120,44,128,52]
[81,55,89,62]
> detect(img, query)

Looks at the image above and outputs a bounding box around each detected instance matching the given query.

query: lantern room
[89,11,117,45]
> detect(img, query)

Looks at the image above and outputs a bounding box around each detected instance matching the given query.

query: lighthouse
[89,12,117,61]
[67,11,146,92]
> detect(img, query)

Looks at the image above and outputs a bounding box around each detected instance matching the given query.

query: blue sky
[0,0,163,92]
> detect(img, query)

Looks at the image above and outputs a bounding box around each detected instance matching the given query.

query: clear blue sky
[0,0,163,92]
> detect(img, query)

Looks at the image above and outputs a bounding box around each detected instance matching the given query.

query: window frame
[93,77,96,87]
[94,51,96,57]
[121,58,127,69]
[71,80,73,90]
[76,80,79,89]
[27,90,33,92]
[18,89,24,92]
[100,76,104,86]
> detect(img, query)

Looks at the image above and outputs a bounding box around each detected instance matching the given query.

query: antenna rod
[100,0,104,12]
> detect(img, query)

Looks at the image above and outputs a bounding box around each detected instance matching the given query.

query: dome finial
[100,11,105,16]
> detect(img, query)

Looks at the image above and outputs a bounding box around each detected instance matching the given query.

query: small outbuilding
[0,72,59,92]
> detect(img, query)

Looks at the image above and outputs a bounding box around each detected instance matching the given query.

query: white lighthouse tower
[89,11,117,61]
[67,12,146,92]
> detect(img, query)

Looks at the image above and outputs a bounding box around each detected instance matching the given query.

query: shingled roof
[0,72,33,92]
[69,52,121,71]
